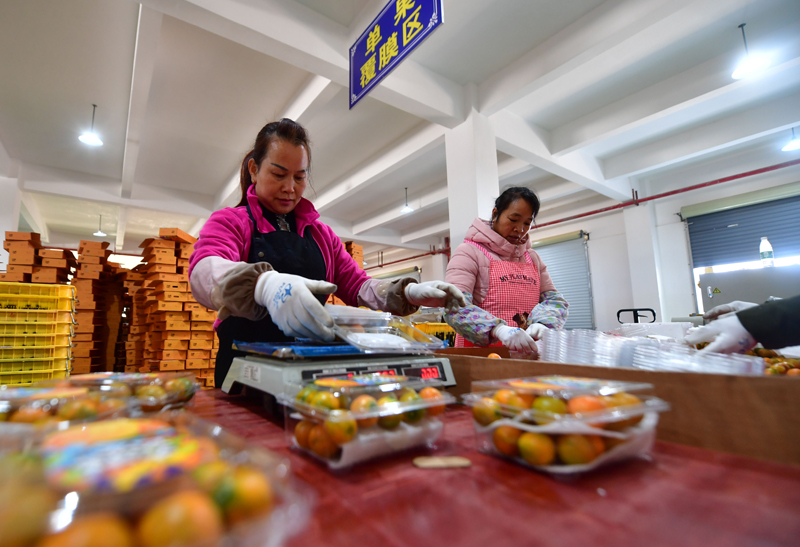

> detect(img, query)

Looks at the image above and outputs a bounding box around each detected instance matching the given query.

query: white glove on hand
[404,281,466,312]
[254,271,337,341]
[493,324,538,355]
[703,300,757,322]
[684,314,757,354]
[526,323,549,341]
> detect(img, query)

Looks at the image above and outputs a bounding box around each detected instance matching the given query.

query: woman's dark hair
[236,118,312,207]
[493,186,540,221]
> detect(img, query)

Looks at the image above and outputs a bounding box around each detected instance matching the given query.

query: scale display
[302,361,447,382]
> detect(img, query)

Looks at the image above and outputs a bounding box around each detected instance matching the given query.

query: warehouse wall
[0,176,21,270]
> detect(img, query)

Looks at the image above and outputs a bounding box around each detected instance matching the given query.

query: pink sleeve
[528,249,556,294]
[445,243,480,295]
[188,208,250,277]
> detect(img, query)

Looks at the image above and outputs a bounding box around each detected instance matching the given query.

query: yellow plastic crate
[0,334,71,348]
[0,310,74,323]
[0,369,68,387]
[414,322,456,347]
[0,322,72,336]
[0,282,75,311]
[0,358,69,373]
[0,346,71,360]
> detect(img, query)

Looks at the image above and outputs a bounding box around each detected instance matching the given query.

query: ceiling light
[731,23,771,80]
[79,104,103,147]
[782,128,800,152]
[401,187,414,214]
[93,215,106,237]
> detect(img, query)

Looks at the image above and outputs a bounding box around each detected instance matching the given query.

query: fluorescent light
[782,128,800,151]
[93,229,106,237]
[401,204,414,214]
[79,132,103,146]
[731,54,771,79]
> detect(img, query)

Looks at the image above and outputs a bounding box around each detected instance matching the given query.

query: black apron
[215,202,327,387]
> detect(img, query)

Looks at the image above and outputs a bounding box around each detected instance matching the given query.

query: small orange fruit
[531,396,568,424]
[567,395,608,428]
[603,392,643,430]
[399,390,425,423]
[471,397,501,426]
[309,391,340,411]
[487,353,501,359]
[294,420,316,450]
[517,392,535,408]
[97,397,127,415]
[492,425,522,457]
[56,398,99,421]
[37,513,134,547]
[295,385,318,404]
[376,395,403,430]
[518,432,556,466]
[557,434,600,465]
[419,387,446,417]
[137,490,223,547]
[787,368,800,377]
[350,395,379,428]
[323,410,358,444]
[492,389,525,411]
[191,460,235,506]
[308,424,339,459]
[225,466,274,524]
[587,435,606,457]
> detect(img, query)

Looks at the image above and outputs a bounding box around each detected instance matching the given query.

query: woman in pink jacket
[445,187,568,356]
[190,119,464,386]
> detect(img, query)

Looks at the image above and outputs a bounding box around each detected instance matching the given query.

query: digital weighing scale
[221,352,455,397]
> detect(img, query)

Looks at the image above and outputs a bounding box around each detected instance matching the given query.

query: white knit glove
[254,271,337,341]
[703,301,757,322]
[684,314,757,354]
[526,323,549,341]
[404,281,466,312]
[493,324,538,355]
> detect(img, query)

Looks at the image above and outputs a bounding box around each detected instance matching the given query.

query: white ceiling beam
[314,123,446,212]
[401,220,449,244]
[140,0,464,127]
[497,156,532,180]
[0,139,16,178]
[320,216,432,251]
[604,90,800,179]
[115,206,128,250]
[492,111,630,201]
[352,186,448,235]
[535,180,587,203]
[20,163,213,217]
[478,0,761,118]
[121,6,163,199]
[553,49,800,158]
[19,193,49,242]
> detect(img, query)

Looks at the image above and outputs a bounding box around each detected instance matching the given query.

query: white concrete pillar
[445,85,500,249]
[622,201,665,321]
[0,177,22,271]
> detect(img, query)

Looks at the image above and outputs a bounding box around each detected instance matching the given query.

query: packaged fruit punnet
[40,371,200,412]
[462,376,670,474]
[0,411,312,547]
[277,373,455,469]
[333,315,446,354]
[0,384,132,431]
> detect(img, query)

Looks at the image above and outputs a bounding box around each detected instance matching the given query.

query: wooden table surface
[192,390,800,547]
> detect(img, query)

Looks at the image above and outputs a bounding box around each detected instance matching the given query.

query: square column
[445,86,500,248]
[0,177,22,270]
[623,201,665,321]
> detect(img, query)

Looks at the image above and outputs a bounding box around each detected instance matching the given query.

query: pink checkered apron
[454,239,541,348]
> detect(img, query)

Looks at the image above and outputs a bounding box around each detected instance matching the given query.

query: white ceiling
[1,0,799,258]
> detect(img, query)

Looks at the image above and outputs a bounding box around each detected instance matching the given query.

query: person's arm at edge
[737,294,800,349]
[526,251,569,329]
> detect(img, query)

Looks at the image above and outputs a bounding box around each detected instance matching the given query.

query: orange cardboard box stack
[121,268,148,372]
[2,232,41,282]
[103,262,127,371]
[326,240,362,306]
[70,240,113,374]
[123,228,218,388]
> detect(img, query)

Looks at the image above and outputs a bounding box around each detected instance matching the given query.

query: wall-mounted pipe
[364,248,450,272]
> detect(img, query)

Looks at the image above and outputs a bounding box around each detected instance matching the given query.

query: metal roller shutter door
[533,237,595,330]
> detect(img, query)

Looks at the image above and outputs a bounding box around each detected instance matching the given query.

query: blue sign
[349,0,443,109]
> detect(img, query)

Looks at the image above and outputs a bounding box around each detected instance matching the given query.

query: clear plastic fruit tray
[462,376,669,474]
[38,371,199,412]
[333,316,445,354]
[325,304,392,326]
[0,412,312,547]
[278,373,455,469]
[0,384,132,432]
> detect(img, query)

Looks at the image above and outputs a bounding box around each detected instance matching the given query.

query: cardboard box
[158,350,187,361]
[438,351,800,466]
[190,309,216,322]
[163,330,192,341]
[154,360,185,371]
[0,272,31,282]
[190,321,214,331]
[166,320,191,331]
[187,349,210,360]
[159,228,196,244]
[162,339,189,350]
[4,240,35,252]
[139,238,175,249]
[183,303,203,311]
[189,340,213,350]
[31,268,67,284]
[5,231,41,244]
[144,254,177,265]
[9,249,37,265]
[7,265,34,274]
[185,358,209,370]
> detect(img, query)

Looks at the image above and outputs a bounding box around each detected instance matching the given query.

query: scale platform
[221,352,455,402]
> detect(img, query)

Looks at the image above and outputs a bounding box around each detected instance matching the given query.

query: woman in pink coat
[445,187,568,356]
[190,119,464,386]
